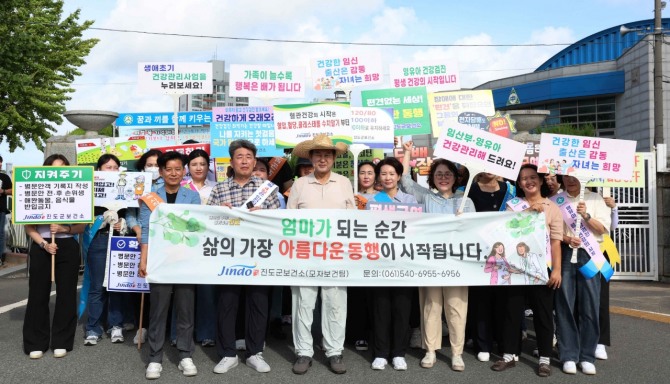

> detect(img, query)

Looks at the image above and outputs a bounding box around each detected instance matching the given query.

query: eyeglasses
[434,172,454,179]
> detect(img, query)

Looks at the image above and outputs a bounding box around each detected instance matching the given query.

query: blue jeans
[195,285,217,341]
[85,233,124,336]
[555,244,601,363]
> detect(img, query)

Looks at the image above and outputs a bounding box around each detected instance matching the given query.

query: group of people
[20,134,617,380]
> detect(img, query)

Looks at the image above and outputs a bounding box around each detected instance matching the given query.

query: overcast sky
[1,0,658,166]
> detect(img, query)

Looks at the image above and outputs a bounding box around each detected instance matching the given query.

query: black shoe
[329,355,346,374]
[292,356,312,375]
[491,359,516,371]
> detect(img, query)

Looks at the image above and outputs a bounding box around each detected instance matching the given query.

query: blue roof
[536,18,670,71]
[491,72,625,109]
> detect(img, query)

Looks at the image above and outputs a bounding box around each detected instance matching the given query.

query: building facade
[475,19,670,281]
[179,59,249,112]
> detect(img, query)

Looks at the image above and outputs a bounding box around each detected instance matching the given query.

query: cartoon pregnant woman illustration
[484,242,513,285]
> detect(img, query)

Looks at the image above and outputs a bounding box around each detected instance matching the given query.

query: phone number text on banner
[146,205,548,287]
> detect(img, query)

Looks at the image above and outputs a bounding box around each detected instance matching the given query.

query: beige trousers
[419,286,468,356]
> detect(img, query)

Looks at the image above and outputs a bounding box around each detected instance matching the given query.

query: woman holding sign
[84,154,128,346]
[400,141,475,372]
[499,164,562,377]
[554,175,610,375]
[23,154,86,359]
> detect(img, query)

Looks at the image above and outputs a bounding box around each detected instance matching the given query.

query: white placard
[137,62,213,94]
[434,122,526,181]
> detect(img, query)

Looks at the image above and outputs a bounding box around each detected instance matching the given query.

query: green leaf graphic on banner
[151,210,207,247]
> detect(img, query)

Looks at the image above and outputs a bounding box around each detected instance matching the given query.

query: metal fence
[610,152,658,280]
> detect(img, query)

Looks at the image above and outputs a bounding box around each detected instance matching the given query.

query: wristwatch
[40,241,47,249]
[583,213,592,222]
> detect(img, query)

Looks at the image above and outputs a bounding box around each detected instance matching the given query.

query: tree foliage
[0,0,98,151]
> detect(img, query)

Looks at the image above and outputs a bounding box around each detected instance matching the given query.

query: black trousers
[23,238,80,354]
[599,272,610,345]
[370,287,412,359]
[469,286,523,355]
[216,285,270,358]
[495,286,525,355]
[346,287,371,342]
[528,284,555,357]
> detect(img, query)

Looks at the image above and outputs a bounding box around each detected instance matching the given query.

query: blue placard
[210,106,284,158]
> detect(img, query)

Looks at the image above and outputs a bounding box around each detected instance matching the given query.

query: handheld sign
[229,64,306,99]
[107,236,150,293]
[538,133,636,264]
[13,166,95,225]
[434,122,526,182]
[13,166,94,281]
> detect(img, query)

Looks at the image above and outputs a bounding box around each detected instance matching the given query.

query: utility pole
[654,0,665,156]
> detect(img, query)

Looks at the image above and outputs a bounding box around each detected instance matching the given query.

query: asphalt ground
[1,264,669,384]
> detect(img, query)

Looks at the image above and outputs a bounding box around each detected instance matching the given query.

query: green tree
[0,0,98,151]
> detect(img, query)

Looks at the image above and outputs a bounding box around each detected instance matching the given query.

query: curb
[0,263,27,277]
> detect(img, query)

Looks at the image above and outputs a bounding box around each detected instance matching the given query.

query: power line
[87,26,573,48]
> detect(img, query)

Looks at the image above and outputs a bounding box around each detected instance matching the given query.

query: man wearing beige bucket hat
[287,134,355,375]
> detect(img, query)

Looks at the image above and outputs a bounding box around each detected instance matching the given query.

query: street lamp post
[654,0,664,155]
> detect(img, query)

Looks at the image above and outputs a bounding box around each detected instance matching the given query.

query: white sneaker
[246,353,271,373]
[477,352,490,362]
[595,344,608,360]
[580,361,596,375]
[29,351,43,359]
[84,334,101,346]
[214,356,239,374]
[53,349,67,358]
[562,361,577,374]
[451,354,465,372]
[409,327,422,348]
[133,328,147,345]
[145,362,162,379]
[110,326,124,343]
[421,352,436,368]
[235,339,246,350]
[178,358,198,376]
[392,357,407,371]
[371,357,387,370]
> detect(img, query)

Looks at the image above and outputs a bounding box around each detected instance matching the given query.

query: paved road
[1,268,669,384]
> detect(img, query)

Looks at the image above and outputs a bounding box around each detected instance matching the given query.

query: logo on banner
[217,263,259,277]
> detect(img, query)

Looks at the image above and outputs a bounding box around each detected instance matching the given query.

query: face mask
[145,166,160,180]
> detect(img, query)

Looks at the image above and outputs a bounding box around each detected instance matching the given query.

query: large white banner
[146,204,549,286]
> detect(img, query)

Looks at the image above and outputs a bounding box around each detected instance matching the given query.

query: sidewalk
[610,280,670,322]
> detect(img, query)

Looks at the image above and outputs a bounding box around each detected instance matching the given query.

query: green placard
[12,166,95,224]
[361,87,431,136]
